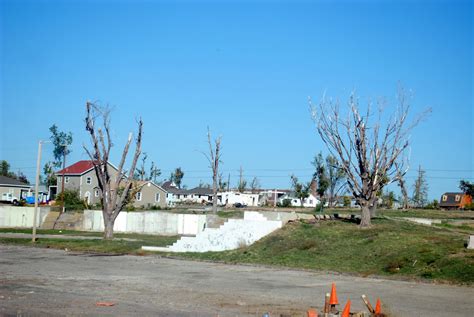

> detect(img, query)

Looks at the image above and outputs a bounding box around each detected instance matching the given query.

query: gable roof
[187,187,213,196]
[134,180,167,193]
[0,175,31,188]
[56,160,118,176]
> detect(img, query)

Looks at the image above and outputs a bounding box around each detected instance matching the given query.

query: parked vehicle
[1,193,20,205]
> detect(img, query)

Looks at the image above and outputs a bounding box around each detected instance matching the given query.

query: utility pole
[32,140,49,242]
[239,166,243,192]
[227,173,230,192]
[61,144,67,214]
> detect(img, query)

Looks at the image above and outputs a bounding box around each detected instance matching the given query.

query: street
[0,244,473,316]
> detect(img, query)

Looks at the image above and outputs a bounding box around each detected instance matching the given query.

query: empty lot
[0,244,473,316]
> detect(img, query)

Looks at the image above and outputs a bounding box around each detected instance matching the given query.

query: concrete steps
[40,211,61,229]
[143,211,282,253]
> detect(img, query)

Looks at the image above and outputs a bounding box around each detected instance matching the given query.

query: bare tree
[84,102,143,239]
[250,177,261,194]
[238,166,247,193]
[412,165,428,208]
[310,88,430,227]
[201,127,222,214]
[394,161,410,210]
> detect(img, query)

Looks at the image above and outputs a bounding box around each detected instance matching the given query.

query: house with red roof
[56,160,167,209]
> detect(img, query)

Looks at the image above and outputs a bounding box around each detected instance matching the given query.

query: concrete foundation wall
[83,210,206,235]
[0,206,50,228]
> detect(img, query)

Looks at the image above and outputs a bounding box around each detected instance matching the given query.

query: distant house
[439,192,472,210]
[161,180,188,206]
[133,181,167,209]
[258,189,291,206]
[278,193,320,208]
[187,187,213,204]
[0,175,31,203]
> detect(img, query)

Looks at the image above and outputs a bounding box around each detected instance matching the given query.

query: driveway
[0,244,472,316]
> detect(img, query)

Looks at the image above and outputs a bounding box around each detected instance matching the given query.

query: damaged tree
[202,127,222,214]
[84,102,143,239]
[310,88,429,227]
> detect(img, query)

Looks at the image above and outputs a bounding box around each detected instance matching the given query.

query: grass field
[0,228,178,254]
[175,218,474,284]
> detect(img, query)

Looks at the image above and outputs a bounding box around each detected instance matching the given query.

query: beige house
[133,181,167,209]
[56,160,167,209]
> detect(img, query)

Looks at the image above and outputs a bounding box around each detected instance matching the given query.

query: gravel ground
[0,244,473,316]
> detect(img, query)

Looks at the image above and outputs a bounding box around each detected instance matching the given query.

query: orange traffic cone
[306,308,318,317]
[375,298,381,314]
[329,283,339,305]
[341,300,351,317]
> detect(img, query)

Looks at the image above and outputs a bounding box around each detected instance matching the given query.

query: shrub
[277,199,292,208]
[55,189,86,211]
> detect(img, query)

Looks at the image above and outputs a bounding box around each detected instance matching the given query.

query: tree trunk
[369,199,378,218]
[212,177,218,214]
[360,203,371,227]
[103,212,115,240]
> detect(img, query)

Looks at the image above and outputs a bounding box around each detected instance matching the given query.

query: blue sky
[1,0,472,200]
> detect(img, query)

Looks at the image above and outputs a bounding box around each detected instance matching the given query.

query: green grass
[175,219,474,284]
[0,228,178,254]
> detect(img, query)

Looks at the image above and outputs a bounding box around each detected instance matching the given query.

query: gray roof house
[0,175,32,203]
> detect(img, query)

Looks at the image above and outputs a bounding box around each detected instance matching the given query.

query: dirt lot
[0,245,473,316]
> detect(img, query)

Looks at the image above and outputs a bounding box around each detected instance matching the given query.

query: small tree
[291,175,310,207]
[459,180,474,197]
[237,166,247,193]
[49,124,73,168]
[412,165,428,208]
[135,152,148,181]
[170,167,184,189]
[250,177,261,194]
[312,153,329,200]
[149,161,161,183]
[310,87,430,227]
[84,102,143,240]
[201,127,222,214]
[218,172,228,191]
[0,160,10,176]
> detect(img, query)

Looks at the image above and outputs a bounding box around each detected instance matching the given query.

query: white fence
[83,210,207,235]
[0,206,50,228]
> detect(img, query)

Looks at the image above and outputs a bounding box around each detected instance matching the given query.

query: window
[65,176,69,184]
[309,199,313,204]
[86,177,92,184]
[455,195,461,202]
[155,193,160,202]
[136,192,142,201]
[95,189,100,197]
[442,195,447,202]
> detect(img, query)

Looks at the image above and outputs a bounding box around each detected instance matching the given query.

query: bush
[464,203,474,211]
[277,199,292,208]
[55,190,86,211]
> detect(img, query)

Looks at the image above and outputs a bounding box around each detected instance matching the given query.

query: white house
[218,191,260,207]
[278,193,320,208]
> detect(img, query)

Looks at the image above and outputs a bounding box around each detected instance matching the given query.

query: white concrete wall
[144,211,282,253]
[0,206,50,228]
[83,210,206,235]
